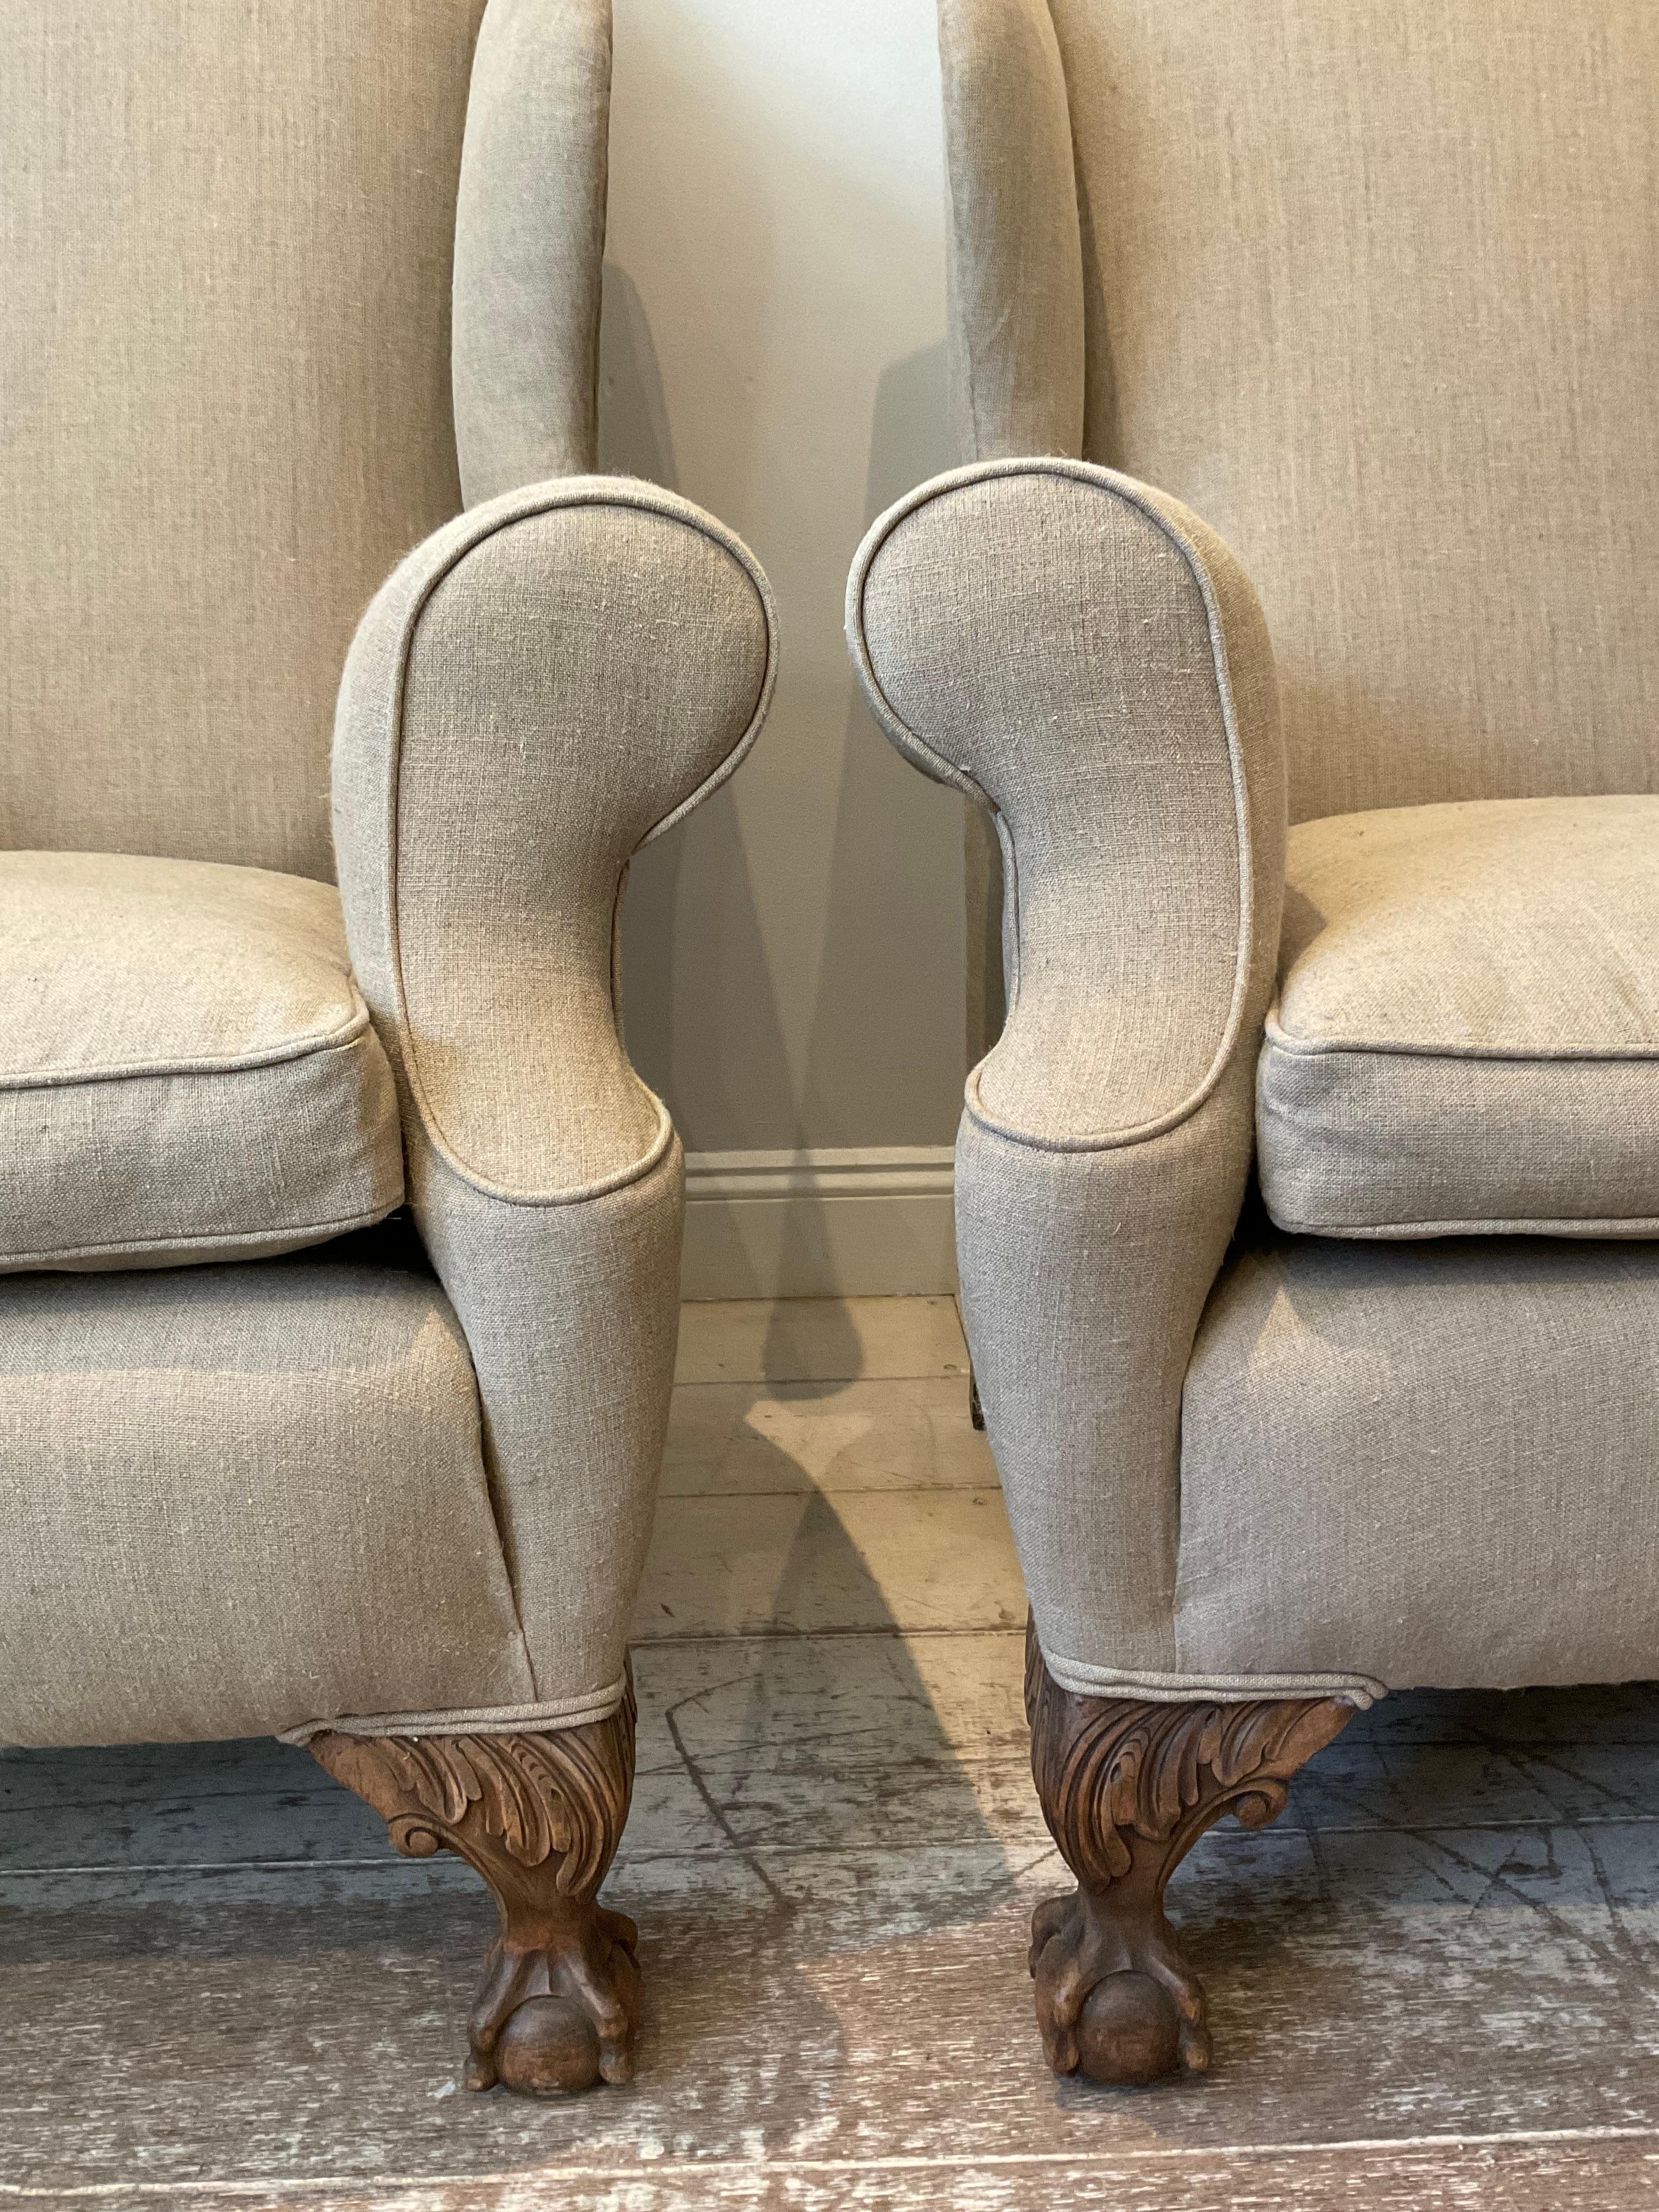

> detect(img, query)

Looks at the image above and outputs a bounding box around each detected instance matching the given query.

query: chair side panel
[0,1249,534,1745]
[1181,1232,1659,1689]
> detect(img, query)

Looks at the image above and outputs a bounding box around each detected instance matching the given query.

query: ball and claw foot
[467,1903,641,2095]
[1029,1889,1210,2086]
[308,1669,641,2098]
[1023,1617,1353,2088]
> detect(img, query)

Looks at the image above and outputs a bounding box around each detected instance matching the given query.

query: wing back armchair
[848,0,1659,2085]
[1,0,776,2095]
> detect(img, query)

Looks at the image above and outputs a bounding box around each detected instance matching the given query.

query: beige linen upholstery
[0,1231,536,1748]
[1261,798,1659,1238]
[942,0,1659,823]
[0,853,402,1273]
[856,0,1659,1704]
[1180,1230,1659,1692]
[2,0,779,1751]
[335,476,776,1721]
[938,0,1082,462]
[453,0,611,503]
[849,458,1285,1690]
[1,0,612,882]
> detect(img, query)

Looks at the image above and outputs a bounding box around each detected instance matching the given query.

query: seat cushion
[1257,797,1659,1236]
[0,851,403,1271]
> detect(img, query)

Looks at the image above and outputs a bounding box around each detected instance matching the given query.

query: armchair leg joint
[1024,1620,1352,2085]
[308,1661,639,2094]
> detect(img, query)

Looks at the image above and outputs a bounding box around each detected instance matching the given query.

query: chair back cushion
[3,0,510,880]
[1043,0,1659,821]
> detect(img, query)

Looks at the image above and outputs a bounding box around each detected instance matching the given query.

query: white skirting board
[681,1147,957,1299]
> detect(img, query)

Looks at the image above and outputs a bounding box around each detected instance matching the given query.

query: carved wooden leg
[309,1664,638,2095]
[1025,1620,1352,2086]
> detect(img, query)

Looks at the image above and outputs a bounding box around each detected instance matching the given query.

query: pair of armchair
[848,0,1659,2087]
[7,0,1656,2106]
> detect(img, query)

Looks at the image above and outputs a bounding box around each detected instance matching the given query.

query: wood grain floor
[3,1296,1658,2209]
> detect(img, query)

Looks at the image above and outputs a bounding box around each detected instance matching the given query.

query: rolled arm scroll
[848,458,1283,1686]
[334,478,776,1719]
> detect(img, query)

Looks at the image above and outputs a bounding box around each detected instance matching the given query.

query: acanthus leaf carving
[308,1660,640,2094]
[1024,1616,1353,2084]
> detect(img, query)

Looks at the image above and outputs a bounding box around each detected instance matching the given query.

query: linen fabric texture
[851,0,1659,1702]
[937,0,1083,462]
[1261,798,1659,1238]
[0,853,403,1272]
[1180,1229,1659,1692]
[940,0,1659,825]
[0,1231,537,1748]
[2,0,780,1747]
[849,458,1289,1691]
[334,476,776,1721]
[1,0,612,882]
[452,0,611,503]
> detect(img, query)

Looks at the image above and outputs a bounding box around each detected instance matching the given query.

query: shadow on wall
[804,337,963,1150]
[596,255,776,1142]
[602,9,965,1190]
[735,341,963,1303]
[598,261,678,492]
[604,329,967,1302]
[601,251,801,1152]
[669,341,969,1302]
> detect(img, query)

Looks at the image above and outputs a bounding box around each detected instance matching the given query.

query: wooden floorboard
[137,2136,1659,2211]
[7,1815,1659,2199]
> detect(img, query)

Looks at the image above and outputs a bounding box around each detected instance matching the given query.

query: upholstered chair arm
[333,477,776,1725]
[847,456,1284,1695]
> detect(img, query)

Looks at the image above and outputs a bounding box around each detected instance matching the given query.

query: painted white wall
[603,0,966,1189]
